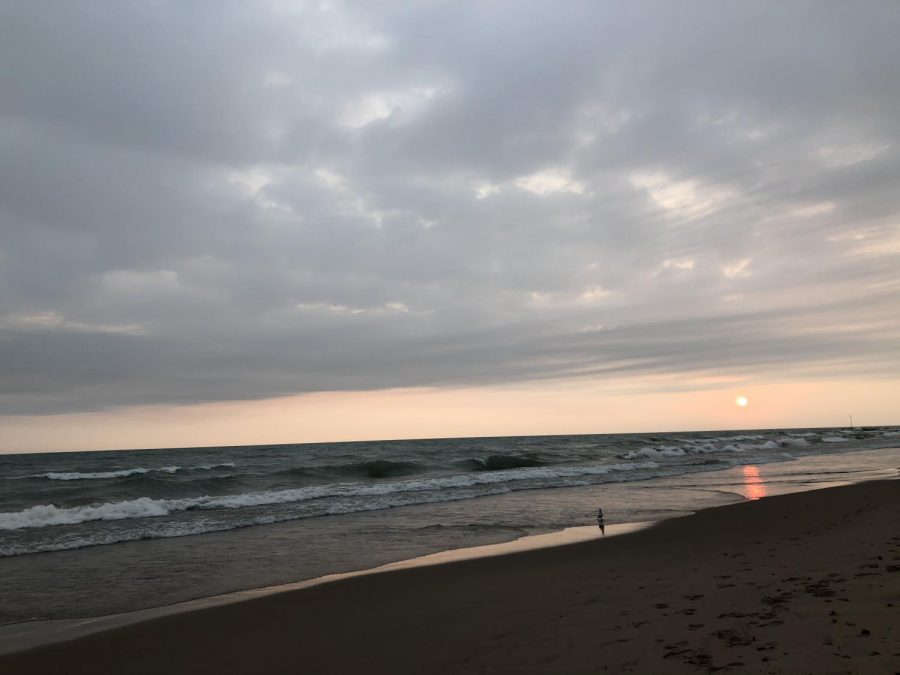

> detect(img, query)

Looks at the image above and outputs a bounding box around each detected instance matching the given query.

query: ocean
[1,426,898,623]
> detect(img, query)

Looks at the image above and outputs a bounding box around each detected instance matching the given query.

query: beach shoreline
[2,475,898,674]
[3,445,897,630]
[0,520,652,656]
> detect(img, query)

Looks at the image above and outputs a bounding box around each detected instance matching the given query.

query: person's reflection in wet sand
[597,506,605,535]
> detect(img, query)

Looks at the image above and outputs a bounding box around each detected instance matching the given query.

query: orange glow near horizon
[0,377,898,454]
[742,465,767,500]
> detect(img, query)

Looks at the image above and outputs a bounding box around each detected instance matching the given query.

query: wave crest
[0,460,658,532]
[457,454,545,471]
[28,462,235,481]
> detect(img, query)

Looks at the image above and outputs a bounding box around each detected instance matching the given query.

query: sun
[736,395,749,407]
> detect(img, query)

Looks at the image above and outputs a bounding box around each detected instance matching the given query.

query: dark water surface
[0,428,897,623]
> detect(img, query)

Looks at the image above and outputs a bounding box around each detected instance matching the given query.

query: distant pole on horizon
[849,414,853,430]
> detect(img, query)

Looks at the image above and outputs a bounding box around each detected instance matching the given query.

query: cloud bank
[1,1,899,414]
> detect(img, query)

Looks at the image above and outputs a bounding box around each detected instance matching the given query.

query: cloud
[1,1,899,414]
[339,85,446,129]
[630,172,734,219]
[515,169,587,196]
[0,311,144,336]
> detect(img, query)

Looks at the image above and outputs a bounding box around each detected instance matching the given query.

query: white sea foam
[0,461,658,531]
[620,438,785,460]
[0,498,173,530]
[42,468,152,480]
[822,436,847,443]
[622,446,686,459]
[31,462,235,481]
[0,519,239,557]
[0,482,529,556]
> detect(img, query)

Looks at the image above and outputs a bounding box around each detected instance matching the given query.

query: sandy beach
[1,478,897,674]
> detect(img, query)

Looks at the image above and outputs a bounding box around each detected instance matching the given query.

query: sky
[1,1,899,453]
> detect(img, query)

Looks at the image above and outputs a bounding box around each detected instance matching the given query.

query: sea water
[0,426,897,622]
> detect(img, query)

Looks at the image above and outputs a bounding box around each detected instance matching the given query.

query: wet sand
[2,479,898,674]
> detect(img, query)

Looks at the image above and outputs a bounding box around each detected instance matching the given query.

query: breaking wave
[456,454,546,471]
[27,463,236,481]
[619,435,826,460]
[0,461,658,532]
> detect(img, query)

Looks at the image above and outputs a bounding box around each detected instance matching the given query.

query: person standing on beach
[597,506,605,535]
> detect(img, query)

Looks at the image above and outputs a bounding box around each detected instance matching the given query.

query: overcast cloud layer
[1,1,899,415]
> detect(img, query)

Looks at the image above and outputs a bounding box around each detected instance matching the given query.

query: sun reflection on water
[742,465,767,500]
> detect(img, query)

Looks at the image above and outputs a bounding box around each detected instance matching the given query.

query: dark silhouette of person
[597,506,605,535]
